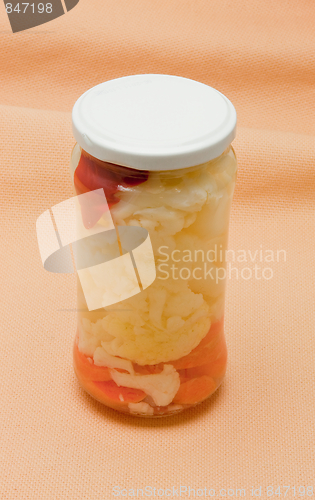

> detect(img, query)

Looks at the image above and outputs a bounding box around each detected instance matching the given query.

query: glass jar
[70,75,237,417]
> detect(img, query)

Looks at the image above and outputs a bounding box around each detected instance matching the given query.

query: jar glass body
[70,144,237,417]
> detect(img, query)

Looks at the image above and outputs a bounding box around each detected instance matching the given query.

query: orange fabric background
[1,1,315,498]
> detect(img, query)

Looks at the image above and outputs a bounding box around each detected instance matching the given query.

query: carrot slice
[173,376,217,405]
[73,342,111,382]
[93,380,146,404]
[169,318,224,370]
[179,337,227,382]
[170,344,216,370]
[198,317,224,348]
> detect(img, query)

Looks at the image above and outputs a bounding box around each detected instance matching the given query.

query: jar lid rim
[72,74,236,171]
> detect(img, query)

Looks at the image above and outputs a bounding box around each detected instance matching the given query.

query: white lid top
[72,74,236,171]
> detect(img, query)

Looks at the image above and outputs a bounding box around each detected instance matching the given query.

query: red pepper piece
[74,151,149,229]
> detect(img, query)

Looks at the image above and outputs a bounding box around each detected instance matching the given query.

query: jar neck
[78,145,233,179]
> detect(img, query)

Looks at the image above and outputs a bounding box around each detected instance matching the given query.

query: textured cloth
[0,1,315,498]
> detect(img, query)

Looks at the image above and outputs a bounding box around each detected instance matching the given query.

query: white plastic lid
[72,74,236,171]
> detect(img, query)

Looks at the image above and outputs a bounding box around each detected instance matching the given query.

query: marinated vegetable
[71,144,237,416]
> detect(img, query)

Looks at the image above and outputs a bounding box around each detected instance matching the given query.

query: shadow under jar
[70,75,237,417]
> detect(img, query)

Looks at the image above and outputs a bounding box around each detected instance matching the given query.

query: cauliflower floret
[111,364,180,406]
[211,151,237,193]
[94,306,210,365]
[146,231,176,257]
[101,315,135,341]
[133,206,186,236]
[93,347,135,374]
[191,191,232,238]
[79,280,211,364]
[85,252,140,308]
[114,291,149,314]
[109,200,139,222]
[78,319,113,356]
[101,281,210,364]
[164,289,204,318]
[128,402,154,415]
[78,324,102,356]
[148,287,167,328]
[166,316,185,333]
[161,171,215,212]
